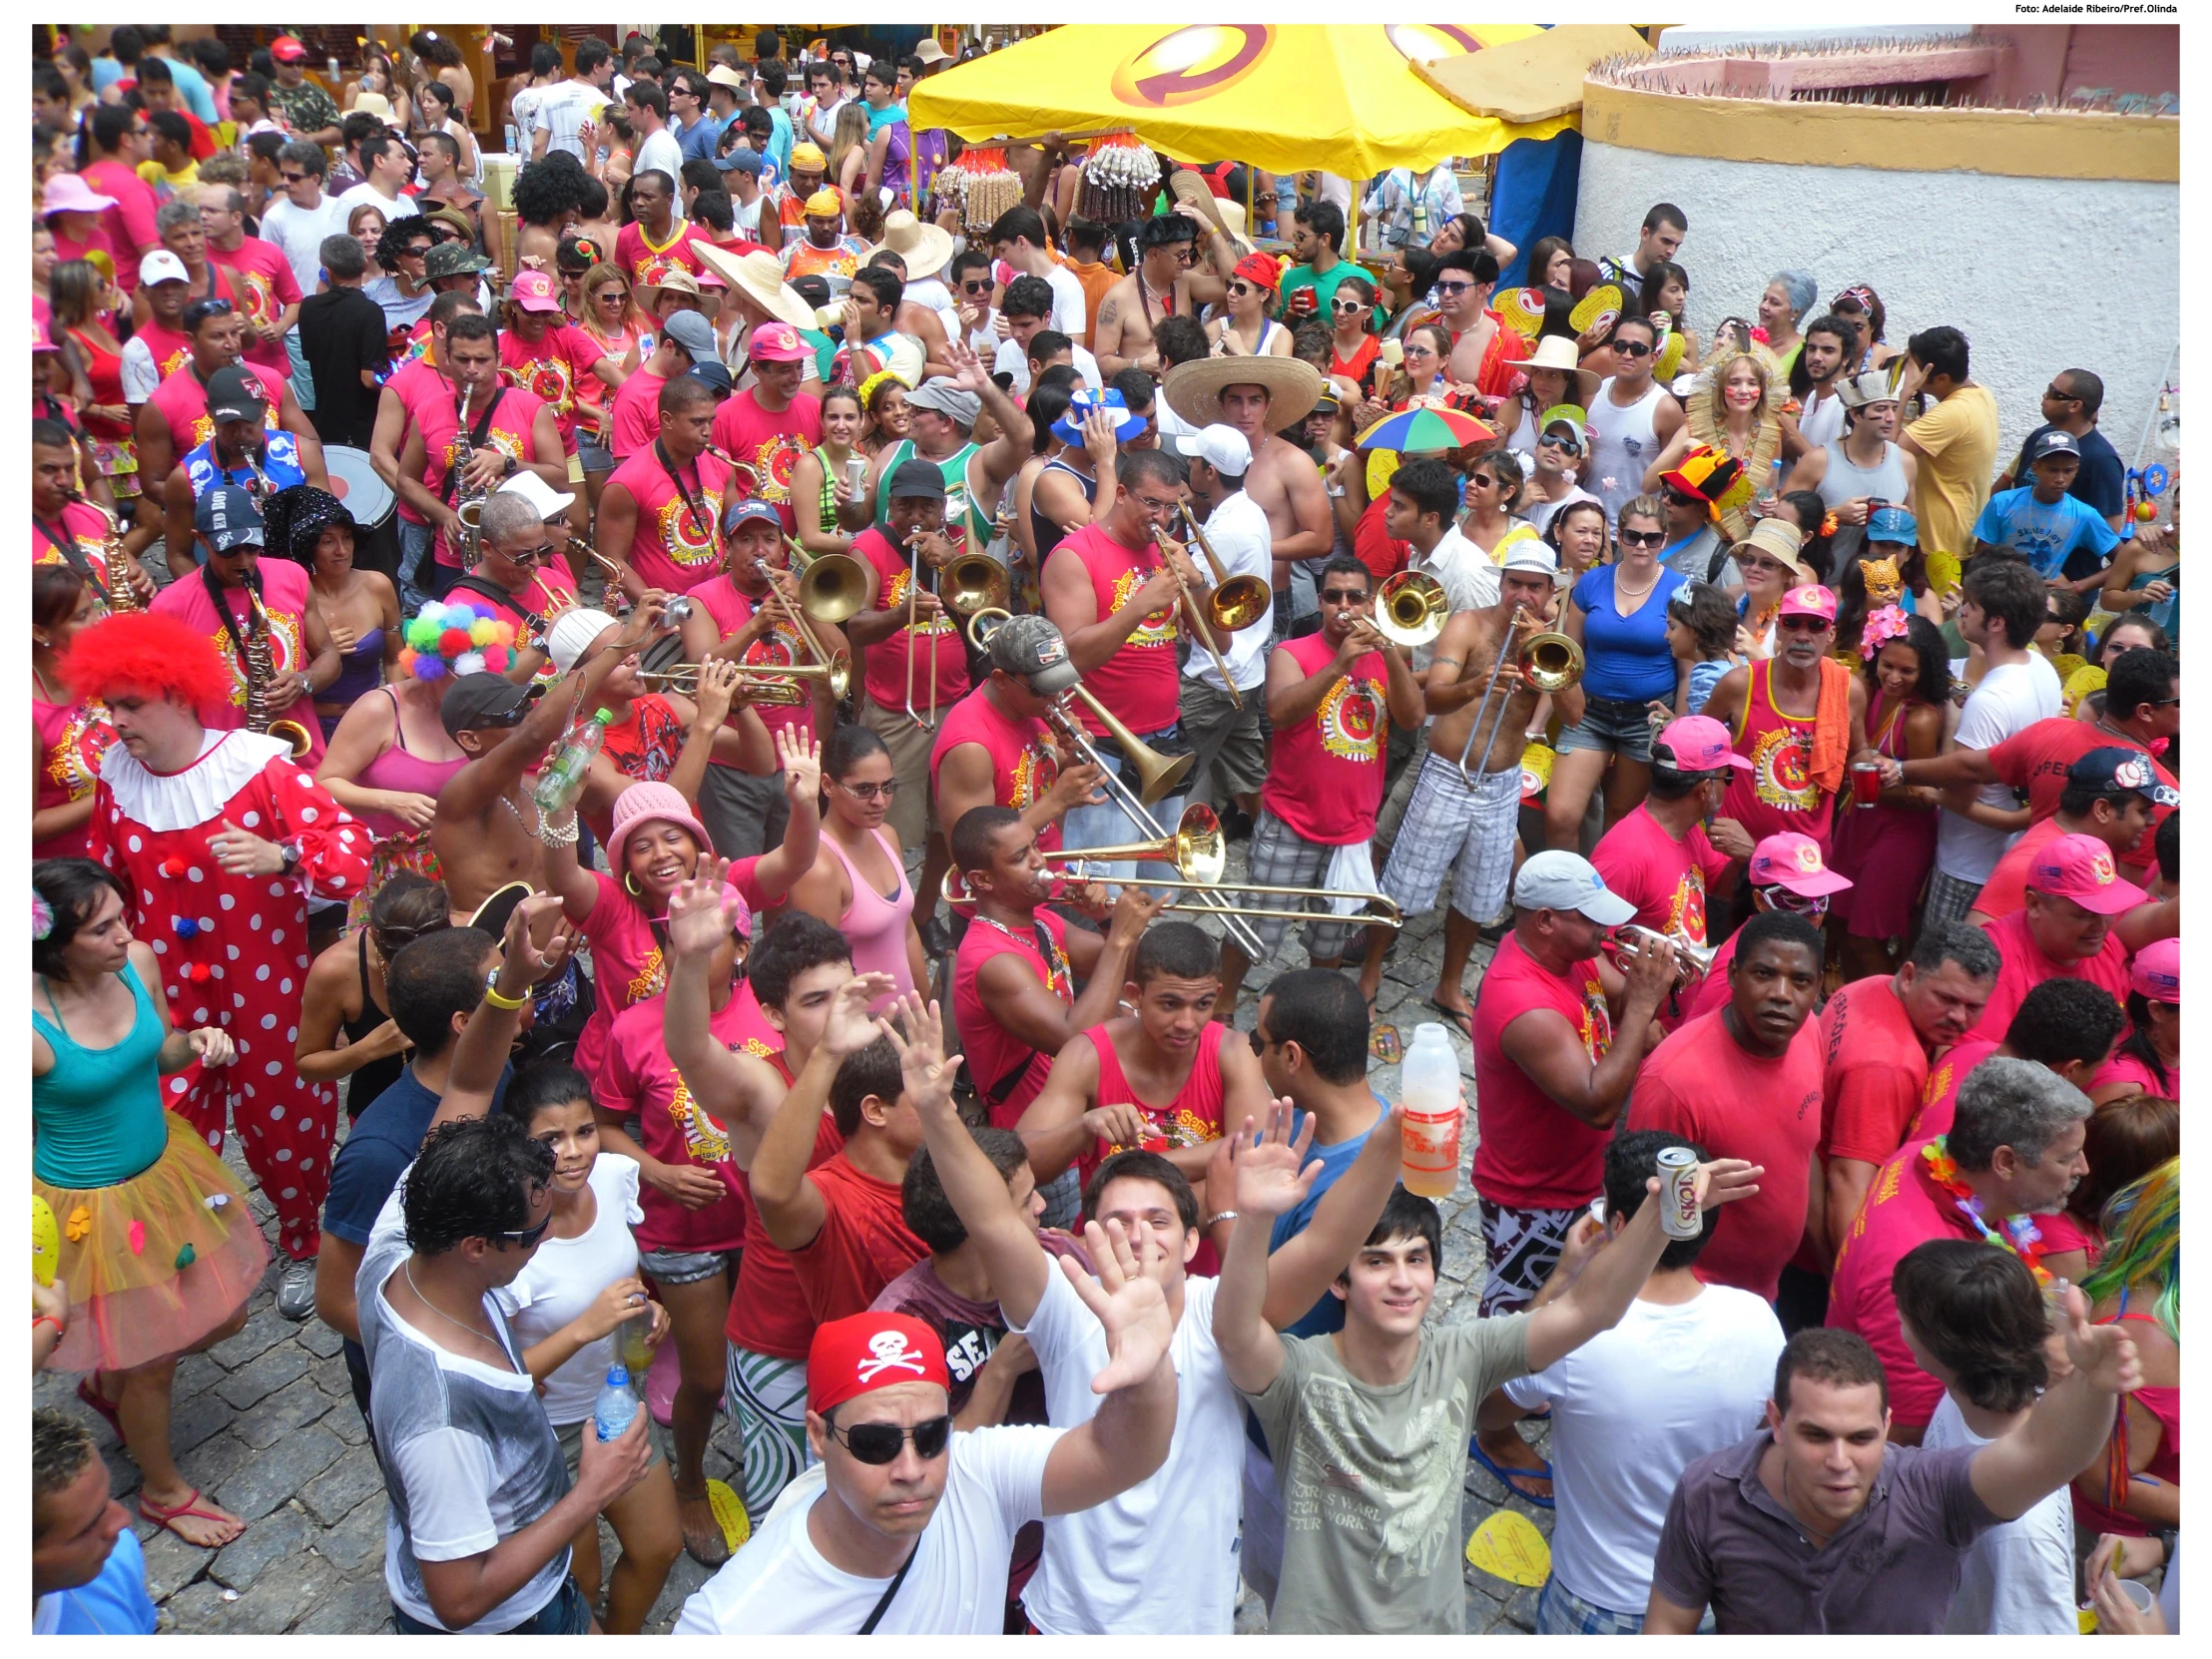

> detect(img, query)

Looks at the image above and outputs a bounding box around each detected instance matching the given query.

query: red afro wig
[63,612,234,711]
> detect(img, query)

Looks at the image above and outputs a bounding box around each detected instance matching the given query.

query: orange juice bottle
[1398,1022,1461,1199]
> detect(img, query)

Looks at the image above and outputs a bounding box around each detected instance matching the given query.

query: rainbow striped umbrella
[1354,403,1496,453]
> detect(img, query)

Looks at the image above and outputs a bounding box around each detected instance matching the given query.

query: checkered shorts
[1922,867,1986,929]
[1535,1578,1649,1635]
[1380,753,1521,924]
[1237,810,1376,962]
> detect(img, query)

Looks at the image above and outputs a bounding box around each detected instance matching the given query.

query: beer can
[1656,1147,1702,1240]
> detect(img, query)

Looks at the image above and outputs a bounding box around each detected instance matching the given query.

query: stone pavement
[37,855,1553,1634]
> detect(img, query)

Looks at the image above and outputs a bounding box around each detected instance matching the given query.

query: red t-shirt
[614,219,714,292]
[1352,492,1408,585]
[605,444,740,594]
[574,871,664,1084]
[33,502,115,580]
[1969,818,2065,924]
[687,573,818,753]
[1471,933,1615,1210]
[609,366,671,460]
[1626,1009,1824,1301]
[953,908,1071,1128]
[1987,718,2173,878]
[1972,907,2131,1042]
[209,237,303,378]
[791,1155,929,1327]
[596,991,751,1253]
[1682,929,1738,1025]
[1050,521,1180,738]
[79,159,162,284]
[855,524,971,715]
[149,559,325,769]
[1261,633,1389,845]
[499,321,611,452]
[2090,1048,2178,1103]
[1817,974,1933,1170]
[711,388,825,533]
[726,1088,847,1358]
[1827,1138,1982,1430]
[929,683,1062,853]
[1591,804,1732,946]
[33,688,117,861]
[1903,1037,2001,1143]
[385,358,451,525]
[1723,660,1833,856]
[415,384,550,569]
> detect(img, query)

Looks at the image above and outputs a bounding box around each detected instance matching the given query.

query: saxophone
[242,588,311,760]
[451,381,487,569]
[65,489,138,612]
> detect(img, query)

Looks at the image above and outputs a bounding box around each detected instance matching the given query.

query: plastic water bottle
[593,1364,639,1442]
[532,709,615,817]
[1398,1022,1462,1199]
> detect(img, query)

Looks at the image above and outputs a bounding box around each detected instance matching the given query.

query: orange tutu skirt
[36,1115,269,1374]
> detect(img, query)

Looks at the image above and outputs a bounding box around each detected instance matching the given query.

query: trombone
[1152,525,1244,712]
[1454,614,1584,787]
[1374,570,1449,649]
[901,529,1007,731]
[1179,503,1272,632]
[637,650,851,704]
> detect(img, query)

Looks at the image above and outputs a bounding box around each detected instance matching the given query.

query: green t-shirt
[1277,259,1367,323]
[1244,1315,1531,1634]
[800,327,838,384]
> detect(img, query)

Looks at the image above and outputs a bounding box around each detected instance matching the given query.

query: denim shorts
[1555,694,1662,763]
[392,1572,591,1634]
[640,1244,740,1286]
[578,437,614,474]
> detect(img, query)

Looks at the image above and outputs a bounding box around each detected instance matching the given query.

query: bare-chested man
[430,596,673,913]
[1360,544,1584,1025]
[1161,357,1334,593]
[1093,208,1237,378]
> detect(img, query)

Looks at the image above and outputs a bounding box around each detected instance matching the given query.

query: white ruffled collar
[101,729,290,833]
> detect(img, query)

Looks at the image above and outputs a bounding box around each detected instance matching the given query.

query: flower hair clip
[1861,605,1911,652]
[33,892,55,940]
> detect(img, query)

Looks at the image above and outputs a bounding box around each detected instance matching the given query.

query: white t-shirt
[1418,525,1502,615]
[674,1424,1060,1634]
[333,182,420,225]
[1935,655,2062,882]
[901,276,961,344]
[635,130,686,200]
[1040,264,1088,342]
[1011,1268,1245,1634]
[489,1156,645,1425]
[534,81,609,162]
[1182,489,1274,694]
[993,337,1103,397]
[260,192,353,301]
[1503,1285,1783,1615]
[1922,1393,2076,1634]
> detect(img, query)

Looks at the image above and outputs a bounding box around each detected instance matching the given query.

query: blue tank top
[33,960,172,1189]
[1572,562,1687,702]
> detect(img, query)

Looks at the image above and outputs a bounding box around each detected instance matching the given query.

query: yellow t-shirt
[138,159,201,194]
[1905,382,1998,588]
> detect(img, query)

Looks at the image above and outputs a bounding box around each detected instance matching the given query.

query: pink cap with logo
[1747,831,1853,896]
[749,320,812,363]
[509,270,561,312]
[1655,714,1753,774]
[2130,936,2178,1002]
[2026,832,2147,916]
[1777,585,1839,623]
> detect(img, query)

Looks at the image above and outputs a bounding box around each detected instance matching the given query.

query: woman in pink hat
[1829,607,1948,980]
[2091,937,2180,1106]
[41,174,121,276]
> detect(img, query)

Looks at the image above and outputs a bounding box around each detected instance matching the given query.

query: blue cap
[722,498,782,534]
[686,360,734,395]
[196,485,265,551]
[1049,386,1148,447]
[714,146,765,177]
[1866,505,1918,547]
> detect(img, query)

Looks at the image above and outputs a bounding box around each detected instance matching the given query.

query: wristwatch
[277,837,302,876]
[500,453,518,477]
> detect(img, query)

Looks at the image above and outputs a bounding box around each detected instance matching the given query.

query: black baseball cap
[439,672,542,739]
[195,485,265,551]
[2068,746,2179,809]
[205,364,268,425]
[888,458,946,501]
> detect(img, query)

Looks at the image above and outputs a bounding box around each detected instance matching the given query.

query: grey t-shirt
[1242,1316,1531,1634]
[358,1230,572,1633]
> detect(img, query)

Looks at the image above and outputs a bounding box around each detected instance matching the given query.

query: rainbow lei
[1922,1137,2051,1284]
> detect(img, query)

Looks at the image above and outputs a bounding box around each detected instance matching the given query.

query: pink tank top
[825,827,914,1005]
[353,689,468,838]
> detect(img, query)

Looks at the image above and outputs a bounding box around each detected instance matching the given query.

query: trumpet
[1152,525,1244,712]
[1454,616,1583,787]
[1612,924,1718,982]
[638,650,851,703]
[1374,570,1447,648]
[1179,503,1272,633]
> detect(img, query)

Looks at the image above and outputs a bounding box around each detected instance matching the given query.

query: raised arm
[1255,1100,1413,1329]
[430,895,576,1134]
[1037,1217,1180,1516]
[1210,1104,1321,1393]
[749,974,895,1251]
[745,729,825,902]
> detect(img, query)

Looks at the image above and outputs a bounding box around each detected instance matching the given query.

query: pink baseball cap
[510,270,561,313]
[31,321,58,354]
[2130,937,2178,1002]
[1655,714,1752,775]
[1777,584,1838,623]
[750,320,811,363]
[1748,831,1853,897]
[2026,832,2147,916]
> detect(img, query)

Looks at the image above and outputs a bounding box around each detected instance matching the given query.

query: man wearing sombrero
[1163,353,1334,587]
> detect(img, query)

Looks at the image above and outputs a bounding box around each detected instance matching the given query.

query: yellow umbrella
[909,24,1576,176]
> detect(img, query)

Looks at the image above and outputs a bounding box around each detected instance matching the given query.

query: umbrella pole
[1246,164,1254,239]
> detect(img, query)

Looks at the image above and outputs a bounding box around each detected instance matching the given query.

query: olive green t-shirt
[1243,1315,1531,1634]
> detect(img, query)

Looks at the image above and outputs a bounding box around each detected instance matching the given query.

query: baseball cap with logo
[2067,746,2180,810]
[1747,831,1854,897]
[195,485,265,551]
[985,613,1079,696]
[1513,850,1636,925]
[205,365,268,425]
[2130,936,2178,1003]
[269,35,310,63]
[1654,714,1753,776]
[509,270,561,312]
[749,321,812,363]
[140,250,190,287]
[1777,585,1839,623]
[2028,429,2082,465]
[2026,831,2147,916]
[722,499,781,535]
[1867,505,1919,547]
[807,1313,950,1415]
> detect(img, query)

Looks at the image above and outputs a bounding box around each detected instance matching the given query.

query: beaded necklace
[1921,1137,2050,1284]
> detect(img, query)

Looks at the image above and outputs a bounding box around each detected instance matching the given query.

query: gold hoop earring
[624,871,642,896]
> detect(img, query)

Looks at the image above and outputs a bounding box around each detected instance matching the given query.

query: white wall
[1576,141,2181,473]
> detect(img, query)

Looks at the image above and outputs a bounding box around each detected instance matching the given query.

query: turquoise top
[33,960,171,1189]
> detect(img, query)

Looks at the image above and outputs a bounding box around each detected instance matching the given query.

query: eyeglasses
[838,777,901,802]
[1433,280,1473,297]
[1402,342,1437,359]
[1171,249,1196,266]
[1778,616,1830,635]
[510,542,562,566]
[1614,340,1653,357]
[491,1211,554,1250]
[830,1411,953,1462]
[1766,887,1831,920]
[280,170,310,183]
[2147,694,2181,708]
[1619,529,1666,548]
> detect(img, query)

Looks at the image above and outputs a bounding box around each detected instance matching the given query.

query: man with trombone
[930,615,1107,859]
[1169,426,1275,832]
[1360,542,1583,1034]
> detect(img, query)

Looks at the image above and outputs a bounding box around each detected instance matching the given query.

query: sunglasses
[1433,280,1473,297]
[1247,1027,1277,1056]
[510,542,562,566]
[491,1211,554,1250]
[838,778,900,802]
[1402,342,1437,359]
[959,278,991,294]
[280,170,311,183]
[1227,280,1258,298]
[2044,385,2081,402]
[184,298,237,325]
[1778,615,1830,635]
[830,1411,952,1462]
[1619,529,1666,548]
[1330,297,1369,313]
[1614,340,1653,357]
[1537,433,1580,452]
[1766,887,1831,920]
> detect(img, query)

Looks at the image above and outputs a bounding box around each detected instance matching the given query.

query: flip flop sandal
[1469,1440,1556,1510]
[1424,996,1475,1040]
[139,1486,245,1545]
[77,1374,126,1445]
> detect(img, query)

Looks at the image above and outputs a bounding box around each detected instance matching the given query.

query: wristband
[483,981,531,1010]
[34,1314,64,1338]
[1202,1211,1239,1229]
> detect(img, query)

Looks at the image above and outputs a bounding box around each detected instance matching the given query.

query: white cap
[546,608,619,675]
[1512,850,1636,924]
[1497,538,1562,583]
[1169,423,1253,477]
[496,468,577,519]
[140,249,190,286]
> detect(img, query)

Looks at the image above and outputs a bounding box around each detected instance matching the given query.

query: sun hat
[868,210,955,281]
[692,243,819,329]
[1518,334,1600,404]
[1162,355,1324,429]
[41,174,117,217]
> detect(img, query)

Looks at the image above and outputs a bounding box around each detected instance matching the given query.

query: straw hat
[867,211,955,282]
[692,242,818,331]
[1519,335,1599,405]
[1163,356,1324,429]
[1215,200,1256,257]
[1167,167,1231,242]
[351,90,395,124]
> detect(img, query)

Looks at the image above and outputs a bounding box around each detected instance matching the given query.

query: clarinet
[63,488,137,611]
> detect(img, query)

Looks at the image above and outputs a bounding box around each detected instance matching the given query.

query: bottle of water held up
[532,708,615,817]
[1397,1022,1462,1199]
[593,1364,639,1443]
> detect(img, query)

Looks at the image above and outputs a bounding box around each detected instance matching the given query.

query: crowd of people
[32,23,2182,1640]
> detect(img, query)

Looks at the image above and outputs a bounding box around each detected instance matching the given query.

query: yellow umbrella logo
[1110,26,1275,110]
[1384,25,1485,63]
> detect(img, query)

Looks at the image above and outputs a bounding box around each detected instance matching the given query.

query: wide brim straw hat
[693,242,819,331]
[1163,355,1325,429]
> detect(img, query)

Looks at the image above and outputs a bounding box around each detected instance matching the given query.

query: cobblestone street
[39,871,1554,1635]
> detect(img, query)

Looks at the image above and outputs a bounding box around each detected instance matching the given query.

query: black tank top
[341,932,404,1117]
[1028,457,1097,566]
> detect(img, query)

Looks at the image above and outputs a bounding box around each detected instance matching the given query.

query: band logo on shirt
[883,566,959,637]
[1007,742,1060,814]
[507,355,575,416]
[669,1070,732,1163]
[1108,568,1178,647]
[45,706,116,803]
[628,946,669,1005]
[1665,871,1709,946]
[1317,675,1382,763]
[656,491,726,568]
[1749,726,1818,812]
[211,611,304,709]
[1578,974,1614,1065]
